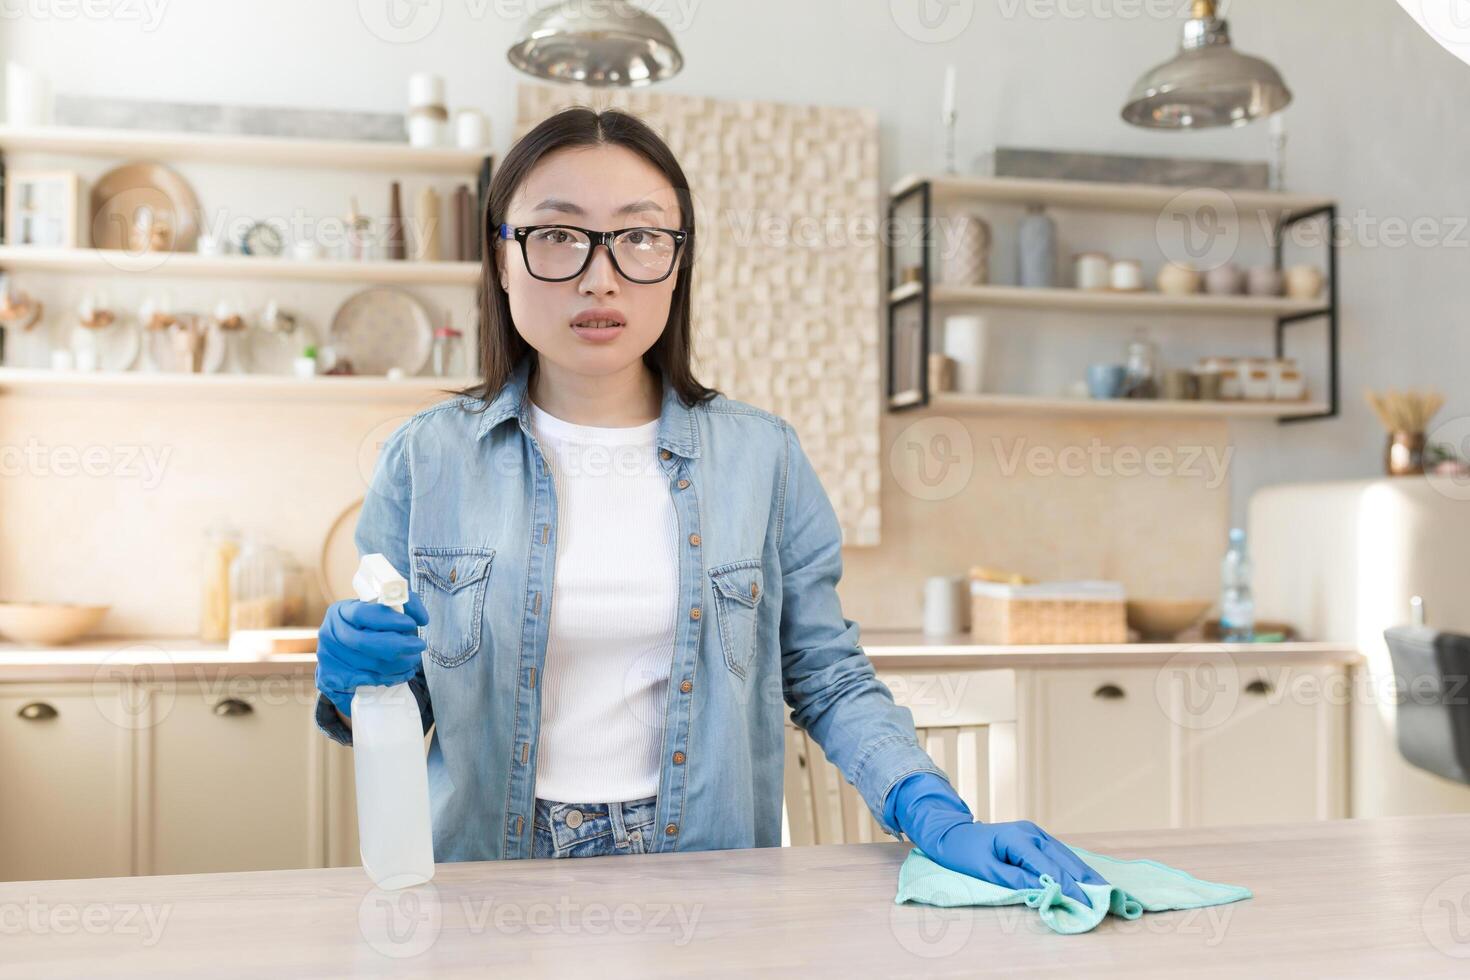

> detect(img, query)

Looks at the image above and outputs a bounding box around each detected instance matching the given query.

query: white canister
[50,349,75,371]
[941,314,988,394]
[407,72,445,109]
[923,576,969,636]
[1074,252,1110,291]
[1109,259,1143,292]
[455,109,491,149]
[408,114,445,148]
[5,62,51,126]
[1238,359,1273,400]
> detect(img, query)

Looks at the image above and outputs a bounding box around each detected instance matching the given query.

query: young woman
[314,107,1106,902]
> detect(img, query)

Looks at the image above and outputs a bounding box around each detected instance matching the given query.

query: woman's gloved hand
[315,592,430,718]
[884,771,1108,905]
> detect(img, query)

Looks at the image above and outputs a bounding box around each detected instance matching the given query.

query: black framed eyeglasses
[498,223,689,284]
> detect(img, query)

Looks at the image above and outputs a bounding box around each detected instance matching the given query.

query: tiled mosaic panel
[516,84,882,545]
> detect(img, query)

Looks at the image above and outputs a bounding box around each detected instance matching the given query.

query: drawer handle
[17,701,58,721]
[1245,679,1273,696]
[213,698,255,718]
[1092,683,1126,700]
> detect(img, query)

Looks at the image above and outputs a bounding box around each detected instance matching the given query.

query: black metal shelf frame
[883,178,1341,424]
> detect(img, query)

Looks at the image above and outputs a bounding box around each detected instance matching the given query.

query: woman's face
[496,143,684,378]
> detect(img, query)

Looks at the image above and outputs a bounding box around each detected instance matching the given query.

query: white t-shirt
[527,398,679,803]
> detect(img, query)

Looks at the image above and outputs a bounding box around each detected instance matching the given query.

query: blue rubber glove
[315,591,430,718]
[883,771,1108,905]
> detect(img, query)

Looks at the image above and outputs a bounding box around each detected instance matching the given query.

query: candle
[942,64,956,121]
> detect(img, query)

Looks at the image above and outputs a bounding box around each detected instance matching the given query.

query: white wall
[4,0,1464,527]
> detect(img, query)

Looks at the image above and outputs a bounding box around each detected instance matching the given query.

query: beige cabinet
[1018,660,1349,835]
[0,675,349,882]
[1019,667,1176,834]
[136,677,322,875]
[0,684,134,881]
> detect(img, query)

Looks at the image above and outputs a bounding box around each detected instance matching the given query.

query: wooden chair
[782,668,1018,845]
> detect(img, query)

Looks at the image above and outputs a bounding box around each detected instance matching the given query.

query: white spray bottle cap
[353,553,408,613]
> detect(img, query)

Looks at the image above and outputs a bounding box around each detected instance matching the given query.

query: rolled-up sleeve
[776,422,945,837]
[313,418,435,746]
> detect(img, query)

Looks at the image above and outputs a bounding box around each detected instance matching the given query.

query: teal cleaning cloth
[894,846,1252,935]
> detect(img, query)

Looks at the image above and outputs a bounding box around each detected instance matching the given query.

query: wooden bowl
[0,602,110,646]
[1125,599,1212,641]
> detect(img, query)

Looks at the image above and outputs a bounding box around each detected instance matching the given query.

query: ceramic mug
[1109,259,1143,292]
[1284,264,1325,301]
[1074,252,1111,291]
[1087,363,1127,399]
[1204,262,1245,295]
[1246,265,1283,297]
[1157,262,1201,296]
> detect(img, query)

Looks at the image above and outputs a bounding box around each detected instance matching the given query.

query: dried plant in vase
[1366,388,1445,476]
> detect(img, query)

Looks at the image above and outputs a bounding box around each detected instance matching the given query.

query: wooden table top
[4,814,1469,978]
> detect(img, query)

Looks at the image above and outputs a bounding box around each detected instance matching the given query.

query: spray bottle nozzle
[354,554,408,612]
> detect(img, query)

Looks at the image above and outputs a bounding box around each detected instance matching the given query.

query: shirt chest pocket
[708,559,764,679]
[411,546,495,668]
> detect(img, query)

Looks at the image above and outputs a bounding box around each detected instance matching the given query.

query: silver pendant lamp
[1121,0,1291,129]
[507,0,683,87]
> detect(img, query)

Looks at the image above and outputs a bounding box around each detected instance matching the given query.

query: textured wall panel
[516,84,882,545]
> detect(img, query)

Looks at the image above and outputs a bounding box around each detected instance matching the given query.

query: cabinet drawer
[0,684,133,881]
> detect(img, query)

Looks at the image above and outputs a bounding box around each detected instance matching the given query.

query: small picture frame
[4,170,83,248]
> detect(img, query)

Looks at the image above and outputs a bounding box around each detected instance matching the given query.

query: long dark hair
[454,106,718,410]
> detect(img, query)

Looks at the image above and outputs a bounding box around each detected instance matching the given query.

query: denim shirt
[315,355,945,860]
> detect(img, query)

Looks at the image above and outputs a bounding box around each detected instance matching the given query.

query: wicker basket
[970,580,1127,645]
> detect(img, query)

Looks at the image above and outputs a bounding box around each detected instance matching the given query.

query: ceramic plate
[71,320,141,371]
[90,162,201,253]
[143,317,227,373]
[328,288,432,376]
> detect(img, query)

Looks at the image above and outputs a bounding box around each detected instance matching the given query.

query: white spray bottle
[351,553,435,889]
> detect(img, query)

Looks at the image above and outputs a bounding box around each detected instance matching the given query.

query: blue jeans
[531,795,658,859]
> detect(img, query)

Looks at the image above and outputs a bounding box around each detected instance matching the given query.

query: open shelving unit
[885,173,1340,424]
[0,124,486,174]
[0,124,492,394]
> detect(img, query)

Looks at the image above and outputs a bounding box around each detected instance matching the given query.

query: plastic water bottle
[1220,528,1255,643]
[351,554,435,890]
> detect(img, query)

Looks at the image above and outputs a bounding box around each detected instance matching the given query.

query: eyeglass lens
[525,227,678,282]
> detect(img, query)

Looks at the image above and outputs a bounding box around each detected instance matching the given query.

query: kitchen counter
[0,633,1360,682]
[3,814,1466,978]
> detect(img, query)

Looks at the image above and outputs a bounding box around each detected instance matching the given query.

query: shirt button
[677,479,690,489]
[688,533,701,546]
[564,809,584,829]
[690,606,701,620]
[449,567,457,583]
[680,679,693,693]
[751,582,760,599]
[665,822,679,836]
[659,449,672,460]
[673,751,686,764]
